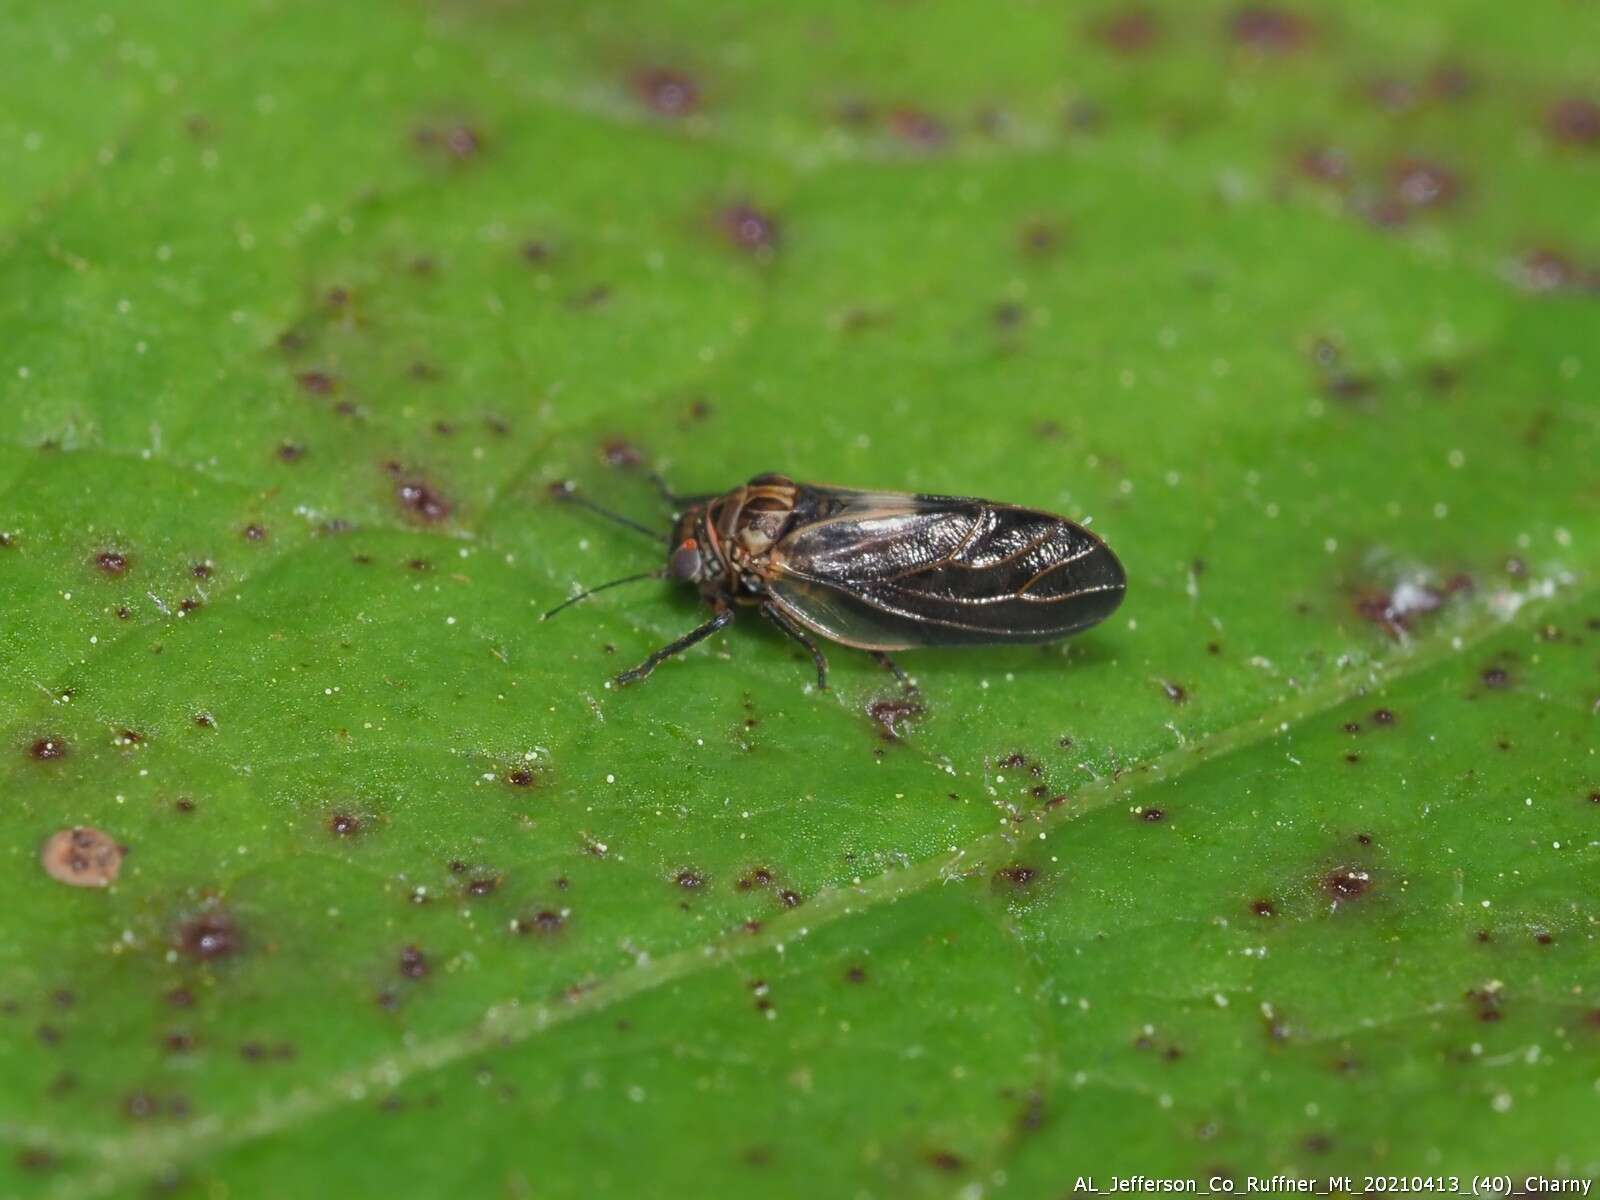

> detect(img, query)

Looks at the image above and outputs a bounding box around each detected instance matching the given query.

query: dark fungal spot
[992,301,1025,330]
[600,438,643,470]
[778,889,802,908]
[632,67,699,117]
[1517,249,1579,294]
[328,814,360,837]
[30,737,68,761]
[1546,97,1600,147]
[1140,807,1165,822]
[96,549,130,575]
[1372,708,1396,726]
[398,945,429,979]
[720,203,779,255]
[191,561,212,579]
[1160,680,1188,704]
[1252,899,1276,917]
[887,107,949,149]
[1343,721,1361,734]
[163,1031,197,1054]
[165,987,194,1008]
[926,1151,964,1172]
[15,1147,54,1172]
[738,867,773,891]
[178,598,203,615]
[295,370,336,394]
[395,479,450,522]
[514,910,565,935]
[1297,145,1351,186]
[193,712,214,728]
[1465,986,1503,1022]
[1228,6,1307,52]
[1344,753,1361,765]
[1019,219,1062,259]
[844,965,868,984]
[1481,666,1511,690]
[242,524,267,542]
[1534,930,1554,946]
[175,798,195,813]
[1386,157,1462,212]
[1324,868,1371,904]
[675,869,705,890]
[413,122,483,161]
[867,694,924,741]
[994,864,1037,889]
[1476,929,1492,943]
[177,911,239,960]
[1355,833,1373,846]
[465,877,498,897]
[504,766,537,788]
[1092,8,1160,54]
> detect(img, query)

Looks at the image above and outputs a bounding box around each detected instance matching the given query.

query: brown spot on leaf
[1387,157,1462,212]
[720,203,779,255]
[296,370,336,395]
[844,965,868,984]
[600,438,644,469]
[398,945,429,979]
[1161,680,1188,704]
[96,550,129,575]
[1465,986,1502,1022]
[926,1150,965,1172]
[328,814,360,837]
[994,865,1037,889]
[632,67,700,117]
[1140,807,1166,822]
[177,911,239,960]
[414,123,483,160]
[1324,868,1371,904]
[1252,899,1276,917]
[396,479,450,522]
[887,107,948,149]
[40,827,124,888]
[514,910,565,935]
[675,869,705,890]
[29,737,68,761]
[1480,665,1511,690]
[1546,97,1600,147]
[867,694,924,741]
[1092,8,1159,54]
[1228,6,1308,52]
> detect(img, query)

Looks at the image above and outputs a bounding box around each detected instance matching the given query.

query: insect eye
[668,539,702,581]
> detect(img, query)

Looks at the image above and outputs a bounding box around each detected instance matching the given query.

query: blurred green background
[2,1,1598,1195]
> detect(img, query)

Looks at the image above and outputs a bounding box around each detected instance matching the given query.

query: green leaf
[3,1,1599,1194]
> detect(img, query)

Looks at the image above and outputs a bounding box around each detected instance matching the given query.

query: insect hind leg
[870,651,913,690]
[760,603,830,691]
[614,607,735,687]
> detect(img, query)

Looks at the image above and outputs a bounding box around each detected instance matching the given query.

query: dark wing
[764,487,1125,650]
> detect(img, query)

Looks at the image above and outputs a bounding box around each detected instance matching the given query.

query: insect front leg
[760,603,830,691]
[614,607,736,687]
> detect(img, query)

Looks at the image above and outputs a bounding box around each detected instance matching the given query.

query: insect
[547,473,1126,688]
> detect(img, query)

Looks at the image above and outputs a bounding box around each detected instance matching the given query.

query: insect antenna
[542,570,663,620]
[550,482,666,542]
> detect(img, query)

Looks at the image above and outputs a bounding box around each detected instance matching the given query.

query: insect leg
[760,603,830,691]
[614,607,735,687]
[648,471,718,510]
[870,651,912,689]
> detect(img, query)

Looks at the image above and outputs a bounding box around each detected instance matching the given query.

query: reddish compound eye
[668,538,703,581]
